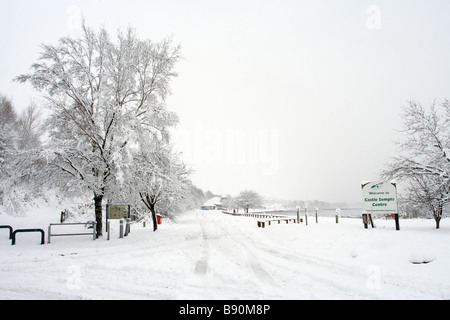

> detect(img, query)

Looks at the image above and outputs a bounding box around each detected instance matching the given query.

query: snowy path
[190,211,377,299]
[186,211,448,300]
[1,209,450,299]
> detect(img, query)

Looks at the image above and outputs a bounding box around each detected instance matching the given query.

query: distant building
[201,196,227,211]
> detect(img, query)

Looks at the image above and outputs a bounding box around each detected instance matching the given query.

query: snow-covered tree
[16,24,180,236]
[0,95,17,125]
[0,95,17,168]
[16,103,43,151]
[382,100,449,228]
[235,190,263,213]
[0,95,17,211]
[0,96,47,216]
[125,140,190,231]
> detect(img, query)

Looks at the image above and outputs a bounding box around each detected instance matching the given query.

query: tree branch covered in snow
[0,95,49,216]
[382,99,450,228]
[14,23,183,234]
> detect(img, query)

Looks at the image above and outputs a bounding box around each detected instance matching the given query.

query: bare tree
[382,100,449,228]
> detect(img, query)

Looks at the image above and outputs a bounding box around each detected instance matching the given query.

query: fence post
[335,208,341,224]
[315,208,319,224]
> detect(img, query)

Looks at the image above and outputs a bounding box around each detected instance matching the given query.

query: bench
[257,217,300,228]
[11,229,45,245]
[48,222,96,243]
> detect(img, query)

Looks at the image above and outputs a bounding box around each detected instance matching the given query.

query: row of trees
[382,100,449,229]
[2,23,193,235]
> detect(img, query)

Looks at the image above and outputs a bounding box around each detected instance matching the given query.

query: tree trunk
[149,204,158,232]
[435,217,441,229]
[434,205,442,229]
[94,194,103,237]
[139,192,158,232]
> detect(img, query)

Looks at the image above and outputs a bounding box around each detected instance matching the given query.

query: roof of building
[202,197,223,207]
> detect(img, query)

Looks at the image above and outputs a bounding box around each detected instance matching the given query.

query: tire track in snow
[229,218,382,299]
[195,211,277,287]
[194,214,209,275]
[228,217,448,299]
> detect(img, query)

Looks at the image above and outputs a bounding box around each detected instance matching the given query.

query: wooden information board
[106,205,130,220]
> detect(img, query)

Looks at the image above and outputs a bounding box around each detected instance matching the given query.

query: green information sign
[361,182,398,214]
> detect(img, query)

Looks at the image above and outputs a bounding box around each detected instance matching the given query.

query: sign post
[394,212,400,231]
[362,181,399,230]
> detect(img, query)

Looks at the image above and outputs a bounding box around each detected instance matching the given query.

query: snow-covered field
[1,208,450,300]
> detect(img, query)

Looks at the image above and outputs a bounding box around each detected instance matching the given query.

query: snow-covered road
[1,209,450,299]
[188,211,444,300]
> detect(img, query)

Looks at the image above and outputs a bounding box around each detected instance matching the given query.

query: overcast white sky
[1,0,450,204]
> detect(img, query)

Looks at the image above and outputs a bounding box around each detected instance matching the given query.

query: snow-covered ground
[1,208,450,300]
